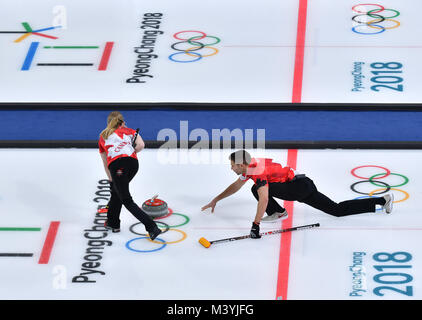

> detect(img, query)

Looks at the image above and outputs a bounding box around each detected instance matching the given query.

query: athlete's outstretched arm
[201,178,247,213]
[254,185,269,224]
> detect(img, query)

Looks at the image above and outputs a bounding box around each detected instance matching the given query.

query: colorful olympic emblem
[169,30,221,63]
[351,4,400,35]
[350,165,409,209]
[125,209,190,253]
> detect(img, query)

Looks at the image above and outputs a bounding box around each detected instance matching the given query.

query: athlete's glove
[250,222,261,239]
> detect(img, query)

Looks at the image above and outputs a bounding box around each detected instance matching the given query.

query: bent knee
[324,207,344,217]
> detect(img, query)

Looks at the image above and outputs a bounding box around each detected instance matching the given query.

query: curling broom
[199,223,320,248]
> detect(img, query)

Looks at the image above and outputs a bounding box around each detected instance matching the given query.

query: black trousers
[251,176,380,217]
[107,157,157,231]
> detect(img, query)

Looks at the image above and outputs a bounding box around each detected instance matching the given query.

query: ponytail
[100,111,124,140]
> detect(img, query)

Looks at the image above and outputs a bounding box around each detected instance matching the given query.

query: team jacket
[240,158,295,188]
[98,127,138,166]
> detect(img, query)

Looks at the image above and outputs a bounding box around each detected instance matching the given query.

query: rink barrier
[1,140,422,149]
[1,102,422,111]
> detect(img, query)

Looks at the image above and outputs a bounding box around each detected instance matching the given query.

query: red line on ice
[275,149,298,300]
[38,221,60,264]
[292,0,308,103]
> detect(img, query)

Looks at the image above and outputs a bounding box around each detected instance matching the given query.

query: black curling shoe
[148,227,162,241]
[104,221,121,233]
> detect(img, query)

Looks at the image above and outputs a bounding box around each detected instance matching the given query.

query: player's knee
[328,212,343,217]
[324,206,343,217]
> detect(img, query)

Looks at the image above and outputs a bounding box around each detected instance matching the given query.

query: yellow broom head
[199,237,211,248]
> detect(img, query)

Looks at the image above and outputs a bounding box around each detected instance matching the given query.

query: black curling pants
[106,157,157,231]
[251,176,382,217]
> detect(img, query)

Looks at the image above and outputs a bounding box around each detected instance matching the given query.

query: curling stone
[141,195,168,218]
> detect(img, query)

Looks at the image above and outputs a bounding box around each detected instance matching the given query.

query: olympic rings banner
[350,165,410,208]
[126,209,190,253]
[169,31,221,63]
[0,0,421,105]
[351,4,400,35]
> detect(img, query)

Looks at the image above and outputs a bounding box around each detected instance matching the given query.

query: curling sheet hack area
[0,148,420,300]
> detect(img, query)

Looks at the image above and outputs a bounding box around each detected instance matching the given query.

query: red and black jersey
[240,158,295,188]
[99,126,138,166]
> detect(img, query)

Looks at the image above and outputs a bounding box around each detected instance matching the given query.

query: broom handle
[210,223,320,245]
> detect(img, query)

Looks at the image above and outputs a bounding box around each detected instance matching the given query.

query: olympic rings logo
[168,30,221,63]
[125,208,190,253]
[350,165,410,208]
[351,4,400,35]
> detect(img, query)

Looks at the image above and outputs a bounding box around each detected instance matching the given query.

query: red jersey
[98,127,138,166]
[240,158,295,187]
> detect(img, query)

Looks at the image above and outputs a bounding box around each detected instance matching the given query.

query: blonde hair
[100,111,125,140]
